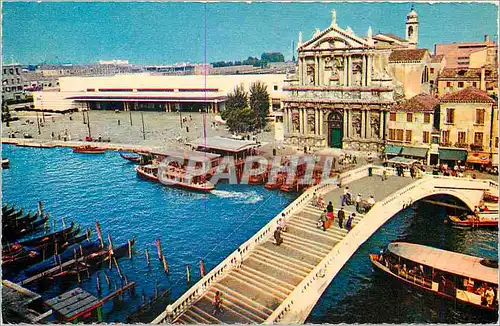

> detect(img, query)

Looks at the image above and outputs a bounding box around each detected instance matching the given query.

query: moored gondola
[3,211,41,228]
[17,222,76,247]
[2,204,16,216]
[3,215,50,242]
[119,152,141,163]
[3,207,24,220]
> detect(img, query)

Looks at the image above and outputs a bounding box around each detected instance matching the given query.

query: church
[282,7,433,152]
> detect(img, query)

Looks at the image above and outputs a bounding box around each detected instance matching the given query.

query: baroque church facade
[282,7,432,151]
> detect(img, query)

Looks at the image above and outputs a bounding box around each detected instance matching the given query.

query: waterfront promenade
[152,166,496,324]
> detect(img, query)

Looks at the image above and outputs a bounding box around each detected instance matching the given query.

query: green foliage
[2,102,11,127]
[249,81,270,128]
[261,52,285,63]
[222,84,257,133]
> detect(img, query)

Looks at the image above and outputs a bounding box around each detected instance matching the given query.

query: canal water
[2,144,497,323]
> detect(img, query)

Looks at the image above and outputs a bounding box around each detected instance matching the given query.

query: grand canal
[2,144,498,323]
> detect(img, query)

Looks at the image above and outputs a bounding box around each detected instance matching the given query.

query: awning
[466,152,491,165]
[401,146,428,158]
[438,149,467,162]
[383,145,403,155]
[387,157,419,166]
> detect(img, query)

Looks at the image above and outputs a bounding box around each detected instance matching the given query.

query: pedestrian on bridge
[273,226,283,246]
[338,207,345,229]
[346,213,355,231]
[212,291,224,315]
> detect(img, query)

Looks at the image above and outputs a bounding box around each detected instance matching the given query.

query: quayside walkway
[152,165,497,324]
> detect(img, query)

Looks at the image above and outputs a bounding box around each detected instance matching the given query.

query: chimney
[480,67,486,91]
[484,35,490,42]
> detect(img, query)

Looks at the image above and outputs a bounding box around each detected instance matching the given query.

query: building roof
[388,242,498,284]
[391,93,439,112]
[440,87,495,103]
[189,136,259,153]
[439,68,481,79]
[151,149,220,161]
[388,49,428,62]
[378,33,408,43]
[430,54,445,63]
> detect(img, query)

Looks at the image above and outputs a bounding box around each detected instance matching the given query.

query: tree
[222,84,257,133]
[261,52,285,63]
[2,102,10,127]
[249,81,270,129]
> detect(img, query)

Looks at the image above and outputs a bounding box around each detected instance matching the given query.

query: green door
[330,127,343,148]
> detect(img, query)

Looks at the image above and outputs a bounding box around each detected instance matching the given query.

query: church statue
[292,113,300,132]
[371,115,380,138]
[308,114,316,134]
[352,112,362,137]
[331,9,337,27]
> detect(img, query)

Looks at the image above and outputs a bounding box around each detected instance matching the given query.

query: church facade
[282,7,432,152]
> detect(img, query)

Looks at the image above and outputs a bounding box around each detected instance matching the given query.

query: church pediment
[300,27,372,51]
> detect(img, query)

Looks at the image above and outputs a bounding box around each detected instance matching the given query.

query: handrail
[152,165,371,323]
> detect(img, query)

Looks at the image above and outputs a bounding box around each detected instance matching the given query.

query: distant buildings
[434,36,498,69]
[2,64,58,102]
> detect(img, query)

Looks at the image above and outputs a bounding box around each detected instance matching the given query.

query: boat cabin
[151,149,220,171]
[375,242,498,311]
[188,136,259,165]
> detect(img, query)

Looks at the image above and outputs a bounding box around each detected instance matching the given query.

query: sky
[2,1,498,65]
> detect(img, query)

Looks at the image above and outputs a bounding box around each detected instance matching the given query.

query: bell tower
[405,6,419,48]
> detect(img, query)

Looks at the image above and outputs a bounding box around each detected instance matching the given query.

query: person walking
[317,209,328,231]
[326,201,334,220]
[212,291,224,315]
[273,226,283,246]
[355,194,362,213]
[338,206,345,229]
[346,213,355,231]
[382,168,388,181]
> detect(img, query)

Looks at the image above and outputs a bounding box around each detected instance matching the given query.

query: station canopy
[189,136,259,153]
[438,149,467,162]
[388,242,498,284]
[151,149,220,162]
[401,146,428,158]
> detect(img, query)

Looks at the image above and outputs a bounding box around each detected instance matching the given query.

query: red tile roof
[440,87,495,103]
[430,54,445,63]
[439,67,498,80]
[389,49,428,62]
[391,93,440,112]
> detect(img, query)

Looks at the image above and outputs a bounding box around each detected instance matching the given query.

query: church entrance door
[327,111,343,148]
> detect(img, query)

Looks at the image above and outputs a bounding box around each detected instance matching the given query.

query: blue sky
[2,2,498,65]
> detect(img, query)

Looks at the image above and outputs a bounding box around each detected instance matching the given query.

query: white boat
[158,166,215,192]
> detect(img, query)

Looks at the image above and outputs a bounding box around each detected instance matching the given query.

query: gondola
[2,204,16,216]
[3,215,50,242]
[119,152,141,163]
[25,226,87,255]
[18,222,75,247]
[73,145,106,154]
[3,211,40,228]
[3,208,24,220]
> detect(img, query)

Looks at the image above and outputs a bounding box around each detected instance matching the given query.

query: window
[473,82,477,88]
[423,131,430,143]
[390,112,396,121]
[446,108,455,124]
[458,82,464,88]
[405,130,412,142]
[424,113,431,123]
[496,137,498,148]
[273,85,278,91]
[407,113,413,122]
[442,130,450,144]
[432,136,439,144]
[457,131,466,144]
[396,129,404,141]
[474,132,483,146]
[475,109,485,125]
[2,69,5,75]
[389,129,396,140]
[430,68,434,73]
[446,82,452,87]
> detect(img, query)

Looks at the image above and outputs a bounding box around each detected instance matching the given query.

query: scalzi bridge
[152,165,497,324]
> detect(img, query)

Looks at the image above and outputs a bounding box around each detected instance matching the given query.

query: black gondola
[18,222,75,247]
[3,215,50,242]
[2,204,16,216]
[3,211,40,228]
[3,208,24,220]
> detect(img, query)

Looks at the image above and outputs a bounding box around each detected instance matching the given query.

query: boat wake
[211,190,263,204]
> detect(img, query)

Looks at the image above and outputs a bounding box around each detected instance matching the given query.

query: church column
[367,54,373,86]
[379,110,384,139]
[299,108,304,134]
[304,108,309,135]
[366,110,371,139]
[360,109,366,138]
[298,57,303,85]
[314,108,319,136]
[314,56,319,86]
[343,55,348,86]
[343,109,348,139]
[348,55,353,86]
[348,109,353,137]
[361,55,366,86]
[319,109,324,136]
[288,108,293,134]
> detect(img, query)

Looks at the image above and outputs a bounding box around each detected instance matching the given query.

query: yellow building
[384,93,439,164]
[438,87,497,167]
[437,66,498,97]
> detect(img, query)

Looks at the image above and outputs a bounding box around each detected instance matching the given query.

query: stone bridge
[152,165,497,324]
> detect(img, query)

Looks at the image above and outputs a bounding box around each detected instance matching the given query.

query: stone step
[241,264,296,292]
[184,308,211,324]
[251,250,311,275]
[205,289,266,323]
[191,305,221,324]
[303,206,364,221]
[255,245,316,270]
[229,271,289,299]
[281,232,332,253]
[242,254,305,286]
[284,223,341,246]
[213,283,274,317]
[178,312,198,324]
[277,240,326,261]
[259,241,322,267]
[287,219,346,241]
[292,214,350,234]
[193,295,255,323]
[247,253,309,278]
